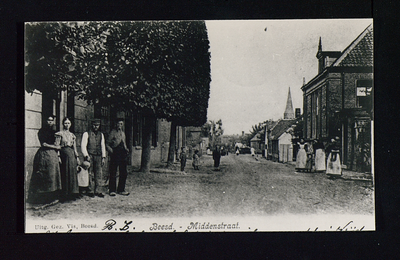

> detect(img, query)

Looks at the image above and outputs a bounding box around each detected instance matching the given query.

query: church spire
[284,87,294,119]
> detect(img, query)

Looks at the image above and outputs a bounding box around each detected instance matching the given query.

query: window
[94,104,111,134]
[356,79,373,111]
[132,113,157,147]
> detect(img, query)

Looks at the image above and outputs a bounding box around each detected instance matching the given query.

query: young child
[179,147,187,172]
[77,160,90,196]
[192,150,200,170]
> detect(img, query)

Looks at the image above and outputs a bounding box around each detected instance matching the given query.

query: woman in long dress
[28,116,62,208]
[56,117,80,201]
[326,138,342,177]
[313,139,326,172]
[295,139,307,172]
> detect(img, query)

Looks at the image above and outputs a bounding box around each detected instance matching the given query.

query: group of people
[27,116,130,209]
[295,137,342,177]
[179,145,222,172]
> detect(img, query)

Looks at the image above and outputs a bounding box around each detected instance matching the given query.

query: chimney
[242,131,244,136]
[295,108,301,118]
[316,37,341,74]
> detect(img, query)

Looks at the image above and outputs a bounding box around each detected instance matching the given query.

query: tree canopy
[25,21,211,123]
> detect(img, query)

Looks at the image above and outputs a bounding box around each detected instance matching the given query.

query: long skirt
[326,151,342,176]
[60,146,79,196]
[315,149,326,172]
[295,148,307,169]
[27,148,61,204]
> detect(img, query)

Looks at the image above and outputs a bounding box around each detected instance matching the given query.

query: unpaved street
[26,154,374,220]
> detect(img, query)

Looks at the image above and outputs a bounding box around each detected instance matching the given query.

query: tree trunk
[139,115,154,173]
[167,120,177,167]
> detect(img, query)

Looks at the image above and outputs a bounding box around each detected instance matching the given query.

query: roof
[250,134,262,142]
[269,119,297,140]
[301,24,373,91]
[332,24,373,67]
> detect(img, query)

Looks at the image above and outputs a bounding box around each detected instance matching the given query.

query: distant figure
[192,150,200,170]
[235,147,240,156]
[213,146,222,170]
[295,139,307,172]
[326,137,342,177]
[305,141,314,172]
[251,147,255,157]
[313,139,326,172]
[180,147,187,172]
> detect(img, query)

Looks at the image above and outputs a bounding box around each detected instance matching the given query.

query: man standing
[81,119,106,198]
[213,145,222,171]
[106,118,130,196]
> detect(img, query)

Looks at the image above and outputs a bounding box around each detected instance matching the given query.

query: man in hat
[81,119,106,197]
[106,118,130,196]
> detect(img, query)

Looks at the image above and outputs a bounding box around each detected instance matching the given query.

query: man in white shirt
[81,119,106,198]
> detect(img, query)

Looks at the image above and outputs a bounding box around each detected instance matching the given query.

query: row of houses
[250,24,373,173]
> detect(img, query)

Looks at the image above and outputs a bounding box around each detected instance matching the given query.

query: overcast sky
[205,19,372,135]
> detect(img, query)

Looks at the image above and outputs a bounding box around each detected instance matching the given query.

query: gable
[332,24,373,67]
[270,119,297,140]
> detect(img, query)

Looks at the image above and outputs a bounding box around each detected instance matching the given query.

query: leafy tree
[201,119,224,148]
[25,21,211,173]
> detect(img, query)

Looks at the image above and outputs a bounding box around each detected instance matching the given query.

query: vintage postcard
[25,19,374,233]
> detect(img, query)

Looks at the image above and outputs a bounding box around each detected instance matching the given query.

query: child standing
[192,150,200,170]
[179,147,187,172]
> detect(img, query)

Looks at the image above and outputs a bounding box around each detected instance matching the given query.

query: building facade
[25,89,185,192]
[301,24,373,172]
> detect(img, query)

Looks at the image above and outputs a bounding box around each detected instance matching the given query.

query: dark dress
[27,127,61,204]
[213,149,221,168]
[57,130,79,197]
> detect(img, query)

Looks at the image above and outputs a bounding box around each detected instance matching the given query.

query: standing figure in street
[27,115,62,208]
[180,147,187,172]
[56,117,80,201]
[313,139,326,172]
[213,145,222,171]
[305,141,314,172]
[81,119,106,198]
[251,147,255,157]
[192,149,200,170]
[235,147,240,156]
[107,119,130,196]
[295,139,307,172]
[326,137,342,178]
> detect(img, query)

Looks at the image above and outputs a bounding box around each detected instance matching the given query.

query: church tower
[284,87,294,119]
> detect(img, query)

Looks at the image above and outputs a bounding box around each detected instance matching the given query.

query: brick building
[301,24,373,172]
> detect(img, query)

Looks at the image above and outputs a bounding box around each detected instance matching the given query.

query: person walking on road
[180,147,187,172]
[213,145,222,171]
[106,119,130,196]
[81,118,106,198]
[251,147,255,157]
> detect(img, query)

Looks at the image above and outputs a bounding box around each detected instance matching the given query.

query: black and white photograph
[24,19,374,233]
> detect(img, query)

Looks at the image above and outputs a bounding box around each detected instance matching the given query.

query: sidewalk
[285,160,373,182]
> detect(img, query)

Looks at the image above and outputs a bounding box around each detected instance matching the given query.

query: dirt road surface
[26,154,374,220]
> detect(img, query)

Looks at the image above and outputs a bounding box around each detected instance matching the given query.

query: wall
[130,119,172,166]
[25,90,42,189]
